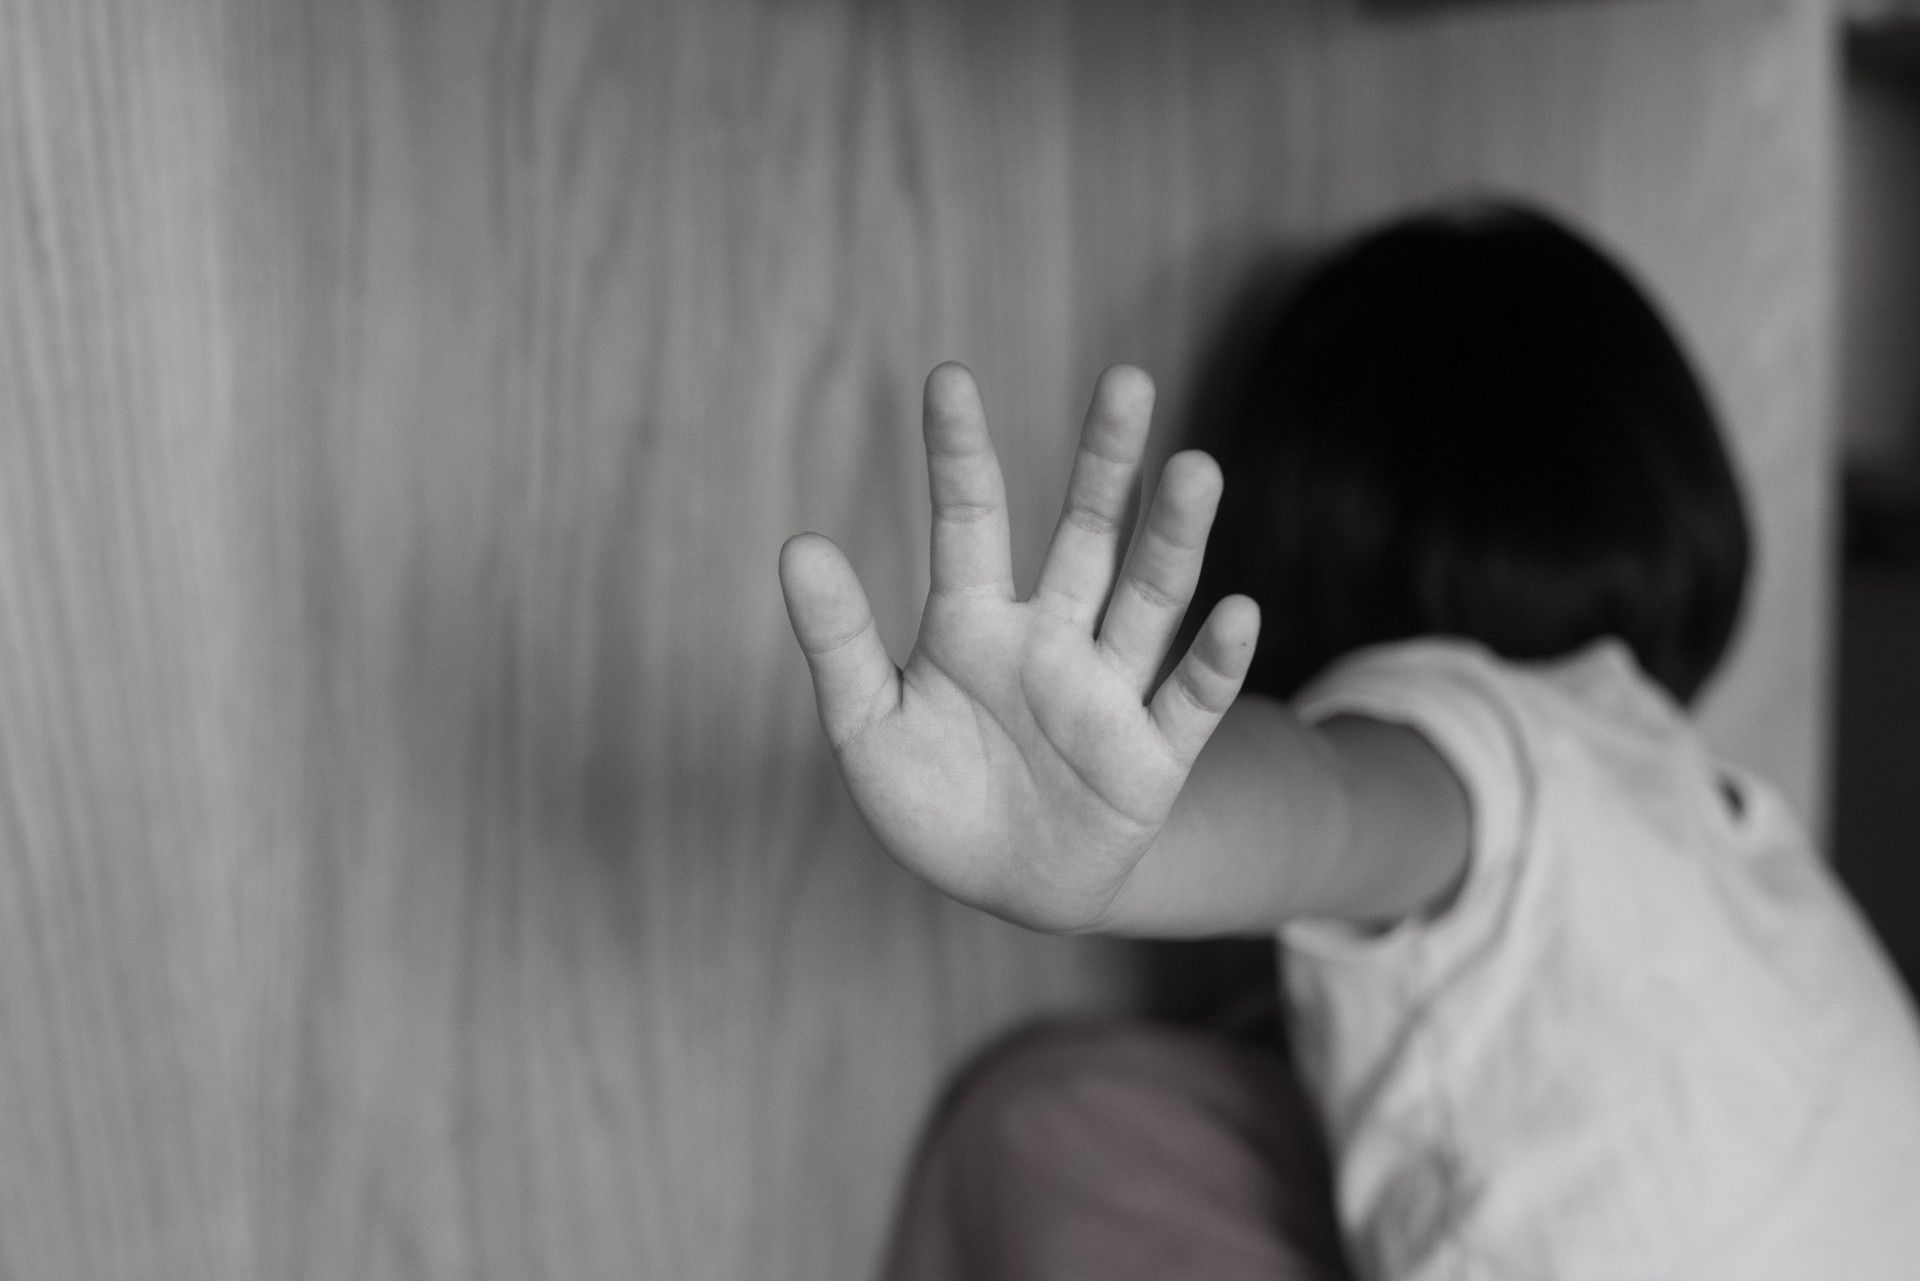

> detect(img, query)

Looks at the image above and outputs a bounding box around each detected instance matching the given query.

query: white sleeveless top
[1282,636,1920,1281]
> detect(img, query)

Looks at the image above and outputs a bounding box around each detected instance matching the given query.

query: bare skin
[779,363,1468,937]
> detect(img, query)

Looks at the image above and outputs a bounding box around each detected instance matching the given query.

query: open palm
[779,363,1259,932]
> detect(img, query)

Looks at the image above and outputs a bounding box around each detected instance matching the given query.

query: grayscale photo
[3,0,1918,1278]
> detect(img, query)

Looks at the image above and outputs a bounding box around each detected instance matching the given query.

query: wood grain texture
[0,1,1836,1278]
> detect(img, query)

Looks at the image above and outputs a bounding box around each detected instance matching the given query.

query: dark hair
[1189,199,1749,705]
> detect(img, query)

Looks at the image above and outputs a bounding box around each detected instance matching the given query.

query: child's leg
[883,1021,1351,1281]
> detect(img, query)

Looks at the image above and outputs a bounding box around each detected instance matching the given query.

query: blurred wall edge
[0,2,1836,1279]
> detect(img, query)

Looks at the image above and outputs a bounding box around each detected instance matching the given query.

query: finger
[779,532,901,751]
[1150,595,1259,764]
[1032,365,1155,627]
[1099,450,1222,693]
[923,362,1015,599]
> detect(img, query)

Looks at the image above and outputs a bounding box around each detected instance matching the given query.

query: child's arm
[1085,699,1470,936]
[778,363,1468,937]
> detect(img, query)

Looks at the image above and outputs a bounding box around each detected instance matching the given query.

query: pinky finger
[1150,595,1260,763]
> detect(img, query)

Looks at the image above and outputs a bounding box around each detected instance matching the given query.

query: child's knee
[927,1022,1163,1164]
[895,1021,1351,1281]
[946,1021,1159,1114]
[933,1019,1288,1166]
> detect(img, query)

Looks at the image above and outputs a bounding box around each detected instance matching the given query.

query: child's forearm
[1081,696,1470,938]
[1079,696,1350,936]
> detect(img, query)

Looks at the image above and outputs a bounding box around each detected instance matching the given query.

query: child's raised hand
[779,363,1260,932]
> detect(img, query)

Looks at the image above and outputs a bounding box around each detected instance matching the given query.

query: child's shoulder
[1296,632,1695,773]
[1299,632,1661,714]
[1290,632,1771,929]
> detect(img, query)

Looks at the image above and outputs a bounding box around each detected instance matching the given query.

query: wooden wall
[0,1,1836,1277]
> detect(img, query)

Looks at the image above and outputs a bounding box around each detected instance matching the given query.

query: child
[777,202,1920,1279]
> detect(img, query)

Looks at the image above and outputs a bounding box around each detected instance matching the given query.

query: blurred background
[1839,0,1920,1005]
[0,0,1912,1278]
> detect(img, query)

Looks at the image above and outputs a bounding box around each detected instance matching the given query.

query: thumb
[778,533,900,751]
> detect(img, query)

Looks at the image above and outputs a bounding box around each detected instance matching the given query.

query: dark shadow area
[1126,248,1325,1038]
[1176,249,1320,473]
[1835,3,1920,1002]
[1835,467,1920,999]
[1133,937,1287,1041]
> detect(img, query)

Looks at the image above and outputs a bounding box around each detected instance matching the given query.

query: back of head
[1192,199,1750,705]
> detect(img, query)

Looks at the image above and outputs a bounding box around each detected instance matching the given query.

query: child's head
[1192,199,1750,705]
